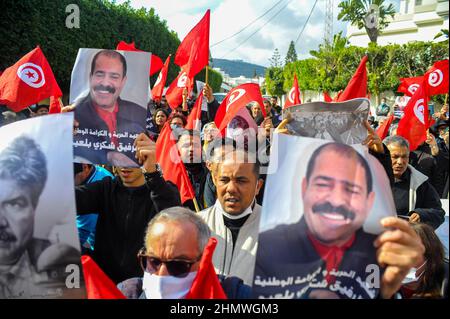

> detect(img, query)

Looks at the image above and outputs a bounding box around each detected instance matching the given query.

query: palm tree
[338,0,396,44]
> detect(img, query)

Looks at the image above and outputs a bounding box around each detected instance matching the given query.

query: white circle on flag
[154,71,163,87]
[177,72,188,88]
[408,84,419,95]
[226,88,246,111]
[413,98,425,125]
[428,69,443,87]
[288,87,296,103]
[17,63,46,88]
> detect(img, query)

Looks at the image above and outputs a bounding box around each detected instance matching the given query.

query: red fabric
[49,96,62,114]
[397,78,430,151]
[376,114,395,140]
[397,76,423,96]
[174,10,210,78]
[165,68,193,109]
[151,55,171,102]
[186,94,203,130]
[336,56,368,102]
[0,46,62,112]
[185,238,227,299]
[155,123,195,203]
[116,41,164,76]
[284,74,301,109]
[93,101,119,146]
[308,233,356,284]
[424,59,448,96]
[81,255,126,299]
[323,91,332,102]
[214,83,265,133]
[332,90,343,102]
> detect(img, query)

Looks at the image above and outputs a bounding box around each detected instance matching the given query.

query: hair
[0,136,47,208]
[175,128,200,144]
[152,108,168,123]
[409,223,447,298]
[222,148,260,179]
[205,137,237,162]
[144,207,211,254]
[168,113,187,128]
[306,143,373,194]
[383,135,410,151]
[90,50,127,78]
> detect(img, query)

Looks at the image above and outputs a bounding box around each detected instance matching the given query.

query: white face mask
[402,260,427,285]
[142,271,197,299]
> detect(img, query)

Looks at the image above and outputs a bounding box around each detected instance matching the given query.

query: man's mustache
[93,84,116,94]
[0,228,17,243]
[312,201,356,221]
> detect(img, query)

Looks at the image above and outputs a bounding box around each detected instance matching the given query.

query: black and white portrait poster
[253,133,396,299]
[0,113,86,299]
[283,98,370,144]
[70,48,151,167]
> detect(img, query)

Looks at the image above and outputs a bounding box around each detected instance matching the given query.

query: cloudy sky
[117,0,400,67]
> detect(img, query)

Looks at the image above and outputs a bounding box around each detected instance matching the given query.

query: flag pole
[445,93,448,105]
[193,196,200,213]
[205,65,209,86]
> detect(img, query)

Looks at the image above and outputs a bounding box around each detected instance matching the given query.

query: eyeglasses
[137,248,201,278]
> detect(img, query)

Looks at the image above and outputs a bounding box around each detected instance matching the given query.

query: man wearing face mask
[199,149,264,286]
[117,206,251,299]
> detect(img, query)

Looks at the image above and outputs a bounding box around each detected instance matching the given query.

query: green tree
[337,0,395,44]
[285,41,298,65]
[269,48,282,68]
[265,67,285,97]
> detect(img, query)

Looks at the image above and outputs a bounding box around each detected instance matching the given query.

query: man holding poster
[72,49,148,166]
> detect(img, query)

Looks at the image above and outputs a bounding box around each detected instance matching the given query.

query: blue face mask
[402,260,427,285]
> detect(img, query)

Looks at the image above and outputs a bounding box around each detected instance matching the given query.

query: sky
[116,0,400,67]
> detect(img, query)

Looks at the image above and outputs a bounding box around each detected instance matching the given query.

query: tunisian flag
[165,68,192,109]
[397,79,430,151]
[214,83,266,133]
[116,41,164,76]
[0,46,62,112]
[185,238,227,299]
[424,59,448,96]
[151,55,171,102]
[174,10,210,78]
[376,114,394,140]
[336,56,368,102]
[156,123,195,204]
[186,94,203,131]
[397,76,423,96]
[81,255,126,299]
[284,74,301,109]
[323,91,332,102]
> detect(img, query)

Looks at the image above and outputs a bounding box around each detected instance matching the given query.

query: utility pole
[325,0,333,44]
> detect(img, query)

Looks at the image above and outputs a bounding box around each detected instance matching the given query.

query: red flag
[185,238,227,299]
[116,41,164,76]
[214,83,265,133]
[186,94,203,131]
[151,55,171,102]
[376,114,394,140]
[165,68,192,109]
[174,10,210,78]
[336,56,368,102]
[156,123,195,203]
[397,76,423,96]
[0,46,62,112]
[333,90,343,102]
[283,74,301,109]
[81,255,126,299]
[397,79,430,151]
[323,91,332,102]
[49,96,62,114]
[424,59,448,96]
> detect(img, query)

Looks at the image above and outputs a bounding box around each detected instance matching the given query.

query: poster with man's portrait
[0,113,86,299]
[253,133,396,299]
[283,98,370,144]
[70,48,151,167]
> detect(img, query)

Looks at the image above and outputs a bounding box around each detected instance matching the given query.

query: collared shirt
[93,102,119,146]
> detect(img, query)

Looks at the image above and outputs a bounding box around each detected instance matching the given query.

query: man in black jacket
[75,133,181,283]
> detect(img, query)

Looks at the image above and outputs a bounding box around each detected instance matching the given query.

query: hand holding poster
[0,113,85,299]
[253,133,396,299]
[70,49,150,167]
[283,98,370,144]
